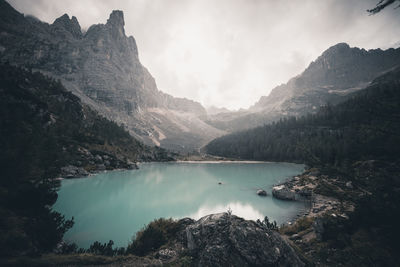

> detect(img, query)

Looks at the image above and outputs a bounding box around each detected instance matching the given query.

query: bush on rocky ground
[126,218,180,256]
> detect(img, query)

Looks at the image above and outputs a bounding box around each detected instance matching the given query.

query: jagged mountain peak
[52,13,82,38]
[295,43,400,90]
[107,10,125,27]
[0,3,223,152]
[307,42,357,71]
[227,43,400,132]
[105,10,126,38]
[323,42,350,53]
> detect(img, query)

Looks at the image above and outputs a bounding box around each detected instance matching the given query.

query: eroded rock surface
[179,213,304,267]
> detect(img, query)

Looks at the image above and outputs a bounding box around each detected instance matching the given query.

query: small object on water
[257,189,267,196]
[218,182,222,185]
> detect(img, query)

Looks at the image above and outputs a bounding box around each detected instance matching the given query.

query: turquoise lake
[53,162,307,248]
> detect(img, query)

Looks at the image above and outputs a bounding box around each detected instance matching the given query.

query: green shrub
[257,216,278,231]
[87,240,115,256]
[127,218,179,256]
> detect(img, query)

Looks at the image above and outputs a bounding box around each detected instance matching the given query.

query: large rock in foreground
[180,213,304,266]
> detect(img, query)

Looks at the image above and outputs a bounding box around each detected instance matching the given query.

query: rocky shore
[59,147,139,178]
[272,168,354,218]
[271,167,361,265]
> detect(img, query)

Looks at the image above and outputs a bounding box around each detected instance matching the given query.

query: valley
[2,0,400,153]
[1,0,400,266]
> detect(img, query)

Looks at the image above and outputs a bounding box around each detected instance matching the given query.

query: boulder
[60,165,89,178]
[257,189,267,196]
[157,248,177,260]
[97,164,106,171]
[180,213,304,266]
[272,185,296,200]
[126,160,138,169]
[94,155,103,163]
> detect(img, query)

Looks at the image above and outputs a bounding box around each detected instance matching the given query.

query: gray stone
[272,185,296,200]
[95,155,103,162]
[157,248,177,260]
[97,164,106,171]
[180,213,305,266]
[60,165,89,178]
[126,160,138,169]
[257,189,267,196]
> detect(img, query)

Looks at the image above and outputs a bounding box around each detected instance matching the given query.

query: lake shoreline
[54,161,306,248]
[172,160,286,164]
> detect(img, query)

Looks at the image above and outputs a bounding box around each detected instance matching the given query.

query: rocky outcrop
[0,64,172,183]
[0,0,224,152]
[178,213,304,267]
[272,173,316,201]
[272,185,297,200]
[60,165,89,178]
[257,189,267,196]
[52,14,82,39]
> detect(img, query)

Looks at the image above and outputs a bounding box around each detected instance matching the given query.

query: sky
[7,0,400,110]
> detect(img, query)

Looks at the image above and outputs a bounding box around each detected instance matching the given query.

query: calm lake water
[53,162,307,248]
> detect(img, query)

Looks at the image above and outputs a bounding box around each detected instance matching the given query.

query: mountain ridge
[206,43,400,133]
[2,0,399,151]
[0,0,224,152]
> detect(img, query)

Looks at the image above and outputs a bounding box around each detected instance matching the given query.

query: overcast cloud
[7,0,400,109]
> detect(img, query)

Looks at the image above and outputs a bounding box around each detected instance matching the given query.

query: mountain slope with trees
[206,43,400,133]
[0,0,224,152]
[205,66,400,266]
[205,66,400,167]
[0,63,173,257]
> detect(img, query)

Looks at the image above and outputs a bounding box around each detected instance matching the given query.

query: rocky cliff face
[207,43,400,132]
[0,64,172,182]
[0,0,224,152]
[252,43,400,114]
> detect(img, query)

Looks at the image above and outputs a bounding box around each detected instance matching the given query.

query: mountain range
[1,0,400,152]
[2,0,400,264]
[0,1,223,152]
[206,43,400,132]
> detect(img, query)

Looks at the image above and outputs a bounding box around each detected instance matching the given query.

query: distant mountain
[2,0,399,152]
[207,43,400,132]
[206,106,231,115]
[204,66,400,165]
[0,0,224,152]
